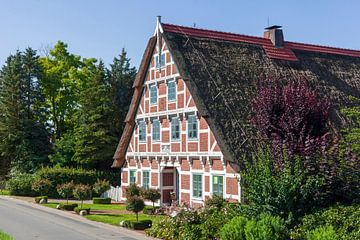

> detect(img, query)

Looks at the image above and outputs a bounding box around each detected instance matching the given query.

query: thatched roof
[112,23,360,168]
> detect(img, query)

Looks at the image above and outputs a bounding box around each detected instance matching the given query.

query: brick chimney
[264,25,284,48]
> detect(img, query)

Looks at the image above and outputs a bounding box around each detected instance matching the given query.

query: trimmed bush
[32,178,52,196]
[126,196,145,222]
[74,207,90,214]
[306,226,338,240]
[93,179,110,196]
[143,206,160,215]
[92,197,111,204]
[60,203,78,211]
[35,196,48,204]
[125,184,140,198]
[205,194,227,209]
[73,184,92,208]
[57,181,74,204]
[245,214,288,240]
[6,173,36,196]
[220,216,248,240]
[140,188,161,209]
[122,220,152,230]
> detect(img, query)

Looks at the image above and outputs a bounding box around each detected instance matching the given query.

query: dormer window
[150,84,157,105]
[155,53,165,69]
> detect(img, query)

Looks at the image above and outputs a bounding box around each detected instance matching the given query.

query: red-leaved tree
[251,78,330,169]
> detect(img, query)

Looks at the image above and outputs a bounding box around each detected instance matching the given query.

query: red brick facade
[120,33,240,206]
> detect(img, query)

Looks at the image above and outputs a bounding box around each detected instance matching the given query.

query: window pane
[143,171,150,189]
[193,174,202,198]
[212,175,223,196]
[150,85,157,104]
[188,115,198,139]
[152,120,160,141]
[155,55,159,68]
[139,121,146,142]
[168,81,176,101]
[171,118,180,140]
[160,53,165,67]
[130,170,136,184]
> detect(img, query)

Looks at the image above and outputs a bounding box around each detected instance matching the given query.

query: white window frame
[155,53,166,69]
[152,119,161,142]
[142,170,150,189]
[138,121,146,142]
[192,173,203,200]
[171,117,180,141]
[211,174,225,198]
[167,79,176,102]
[187,115,198,140]
[129,169,137,185]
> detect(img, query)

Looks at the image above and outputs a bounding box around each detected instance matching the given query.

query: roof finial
[157,16,162,25]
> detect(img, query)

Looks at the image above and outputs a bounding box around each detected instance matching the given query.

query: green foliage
[306,226,338,240]
[57,181,75,203]
[49,131,76,168]
[73,184,92,208]
[92,197,111,204]
[243,149,324,224]
[244,214,288,240]
[341,97,360,155]
[34,196,48,204]
[59,203,78,211]
[220,216,248,240]
[122,219,152,230]
[145,217,177,239]
[140,188,161,209]
[31,178,52,196]
[0,49,51,178]
[0,230,14,240]
[93,179,110,196]
[143,206,160,215]
[125,184,141,198]
[6,173,36,196]
[204,194,227,209]
[291,204,360,240]
[126,196,145,222]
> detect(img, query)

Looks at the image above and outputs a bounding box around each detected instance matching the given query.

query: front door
[162,168,175,205]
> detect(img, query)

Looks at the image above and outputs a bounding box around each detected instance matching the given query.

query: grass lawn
[0,230,14,240]
[85,213,165,226]
[43,202,126,210]
[0,190,10,196]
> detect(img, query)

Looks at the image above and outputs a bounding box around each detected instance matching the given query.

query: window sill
[171,139,181,142]
[187,138,198,142]
[167,99,176,103]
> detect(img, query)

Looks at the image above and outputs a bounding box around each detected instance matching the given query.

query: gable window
[142,171,150,189]
[212,175,224,197]
[188,115,198,139]
[167,80,176,101]
[129,170,136,184]
[152,120,160,141]
[150,85,157,104]
[138,121,146,142]
[171,117,180,140]
[192,174,202,198]
[155,53,165,69]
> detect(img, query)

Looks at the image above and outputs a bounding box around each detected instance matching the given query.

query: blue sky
[1,0,360,69]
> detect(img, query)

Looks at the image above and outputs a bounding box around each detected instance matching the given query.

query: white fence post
[101,186,122,202]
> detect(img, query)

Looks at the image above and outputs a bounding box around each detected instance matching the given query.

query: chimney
[264,25,284,48]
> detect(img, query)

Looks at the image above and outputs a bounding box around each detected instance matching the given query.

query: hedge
[35,196,48,204]
[122,220,152,230]
[6,173,37,196]
[60,203,78,211]
[74,207,91,214]
[92,197,111,204]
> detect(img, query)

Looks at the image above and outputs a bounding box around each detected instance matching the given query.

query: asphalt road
[0,196,152,240]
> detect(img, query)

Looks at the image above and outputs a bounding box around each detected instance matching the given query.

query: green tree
[0,49,51,176]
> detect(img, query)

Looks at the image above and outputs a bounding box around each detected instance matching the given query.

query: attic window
[138,121,146,142]
[167,80,176,101]
[155,53,165,69]
[150,84,157,105]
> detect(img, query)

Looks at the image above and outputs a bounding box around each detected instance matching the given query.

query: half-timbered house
[112,17,360,207]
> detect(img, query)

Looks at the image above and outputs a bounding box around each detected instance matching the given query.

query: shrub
[74,207,90,214]
[143,205,160,215]
[31,178,52,196]
[59,203,78,211]
[122,220,152,230]
[244,214,288,240]
[205,194,227,209]
[125,184,140,198]
[35,167,120,197]
[92,197,111,204]
[145,217,177,239]
[220,216,248,240]
[306,226,338,240]
[140,188,161,210]
[73,184,92,208]
[126,196,145,222]
[35,196,48,204]
[200,207,235,239]
[92,179,110,196]
[6,173,36,196]
[291,204,360,240]
[57,181,74,204]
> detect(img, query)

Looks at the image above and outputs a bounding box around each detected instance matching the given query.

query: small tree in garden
[141,188,161,210]
[73,184,92,208]
[93,179,110,196]
[251,78,330,169]
[126,196,145,222]
[125,183,140,198]
[57,181,74,204]
[31,178,52,196]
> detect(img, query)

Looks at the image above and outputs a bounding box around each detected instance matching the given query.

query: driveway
[0,196,153,240]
